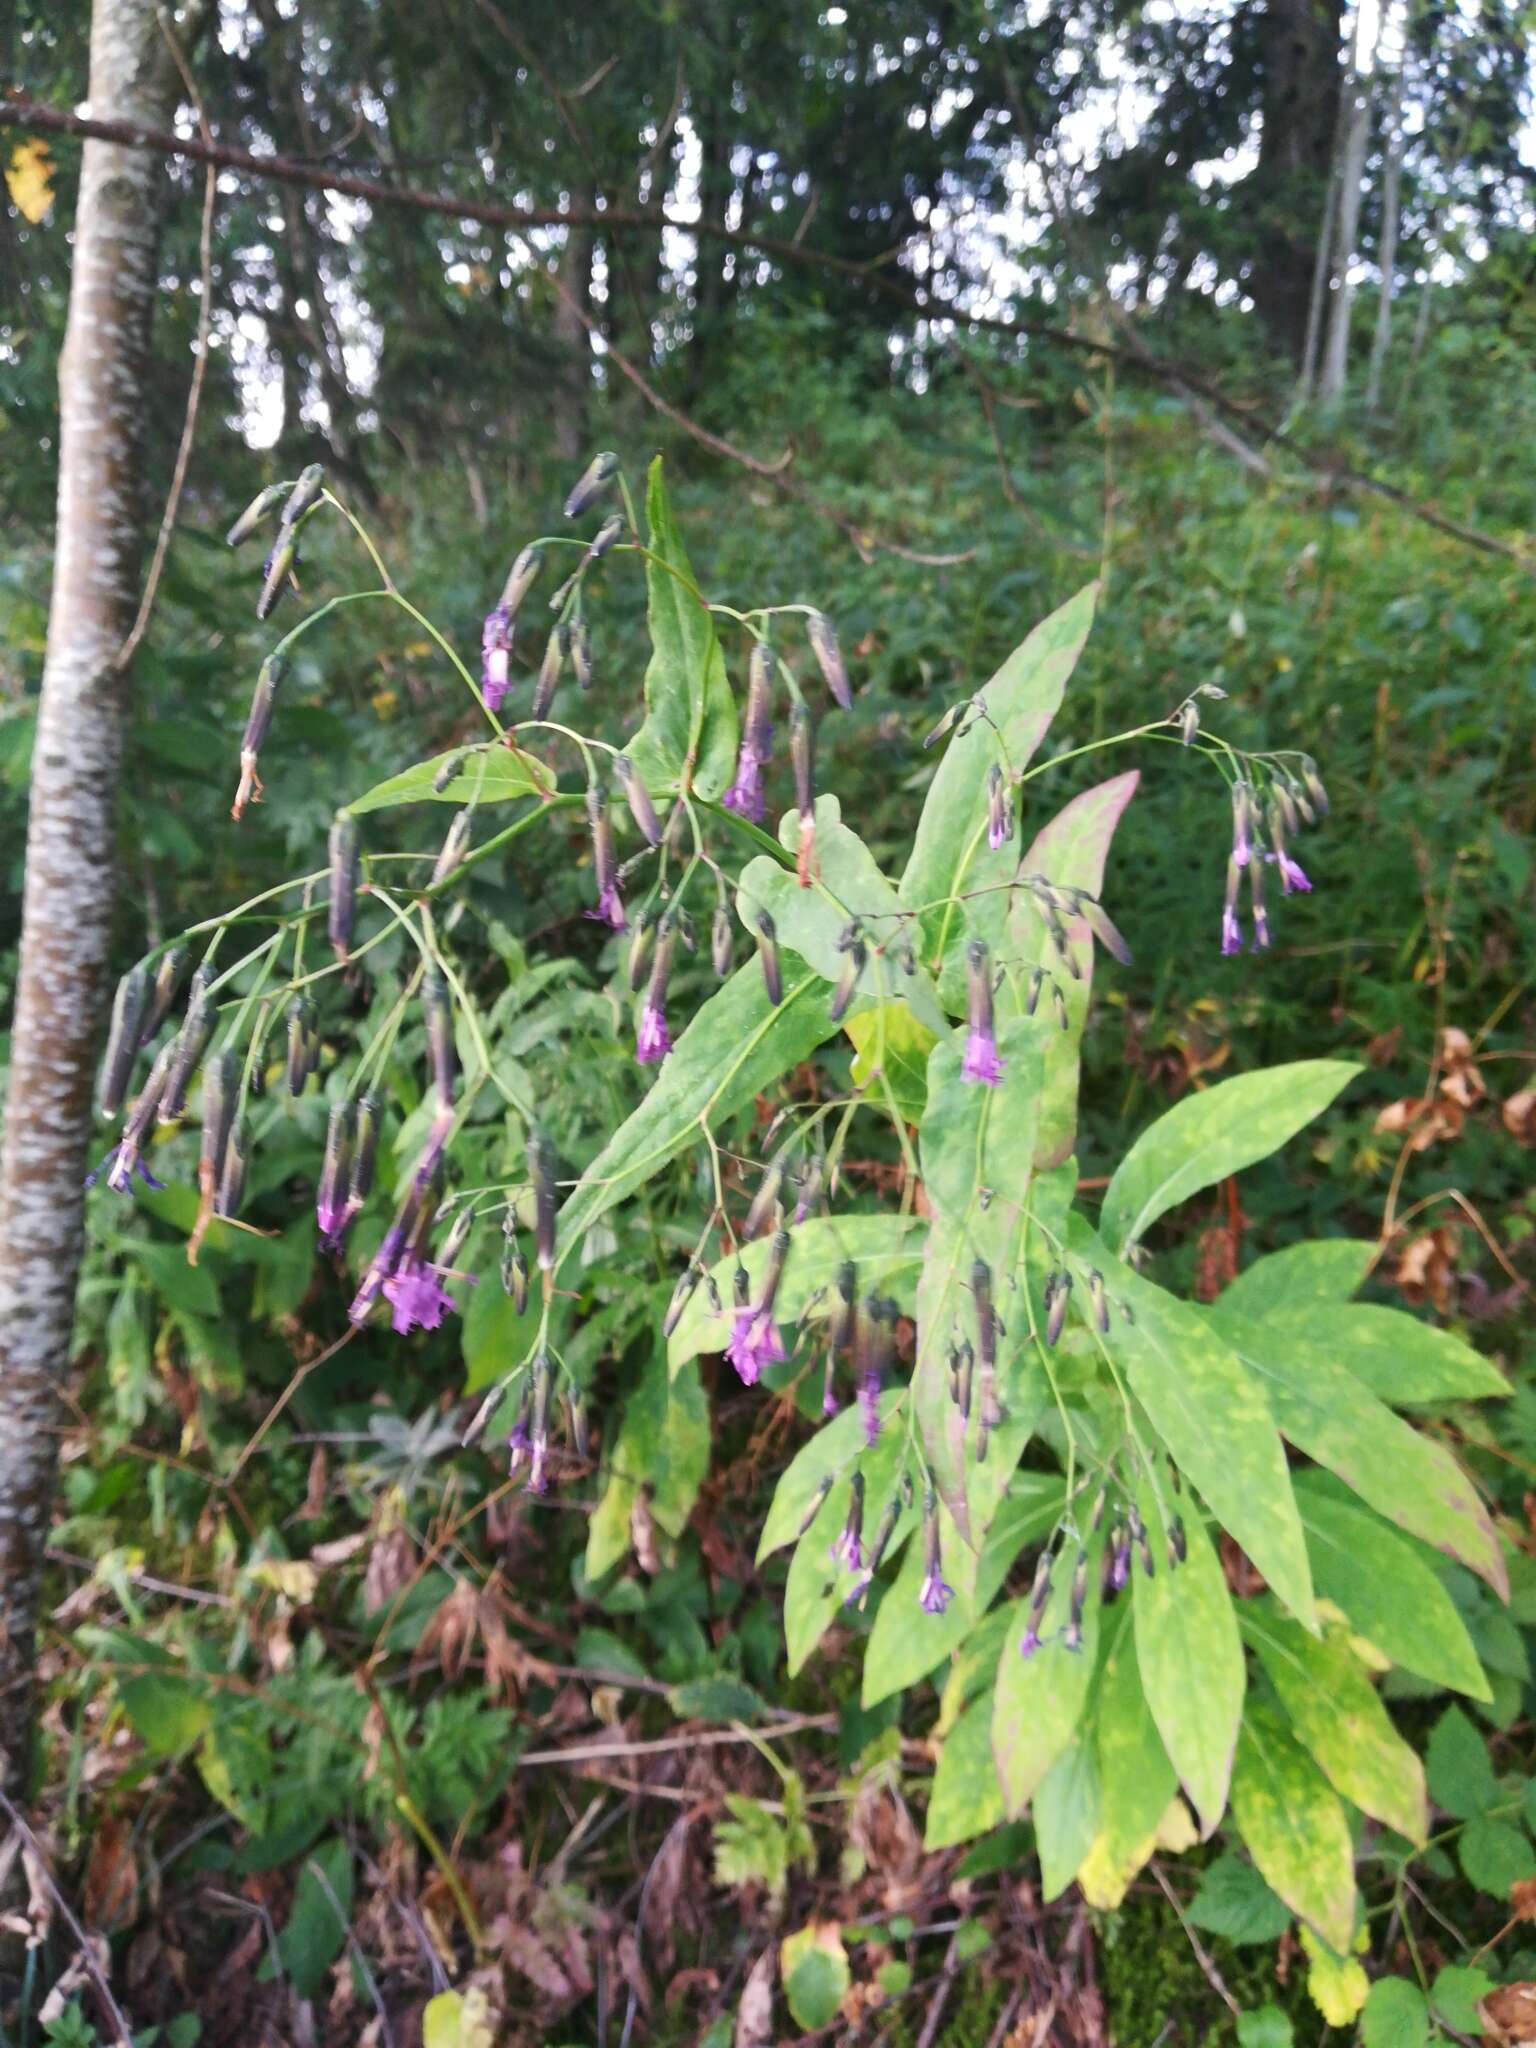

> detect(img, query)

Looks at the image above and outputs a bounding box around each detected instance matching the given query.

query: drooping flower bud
[317,1099,354,1248]
[918,1487,953,1615]
[1087,1268,1109,1334]
[563,450,620,520]
[805,611,852,710]
[233,654,287,819]
[636,918,675,1065]
[791,701,816,885]
[280,463,326,528]
[531,1127,558,1272]
[349,1090,381,1209]
[1248,851,1270,951]
[328,811,360,960]
[527,1347,554,1493]
[797,1474,835,1540]
[139,948,186,1050]
[1025,966,1045,1017]
[433,750,468,794]
[423,970,456,1113]
[626,907,655,992]
[756,910,782,1006]
[829,937,865,1025]
[1043,1270,1071,1346]
[257,536,297,620]
[1300,757,1329,818]
[858,1297,895,1446]
[613,754,662,846]
[1177,700,1200,746]
[831,1471,865,1570]
[226,482,286,548]
[585,780,626,931]
[1020,1549,1053,1657]
[99,966,150,1118]
[200,1050,238,1199]
[862,1494,902,1581]
[286,994,317,1097]
[1062,1548,1090,1652]
[663,1263,701,1338]
[1168,1514,1188,1567]
[588,514,624,561]
[743,1145,788,1243]
[712,902,734,979]
[480,607,515,712]
[161,963,217,1119]
[215,1120,248,1219]
[501,1211,530,1313]
[1075,891,1133,966]
[500,543,543,615]
[431,808,474,888]
[986,762,1014,854]
[570,621,594,692]
[724,644,775,822]
[960,936,1005,1086]
[532,624,568,720]
[1131,1504,1156,1578]
[1231,780,1255,869]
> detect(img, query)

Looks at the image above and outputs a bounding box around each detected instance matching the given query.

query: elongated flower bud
[806,611,852,710]
[962,937,1004,1087]
[585,780,625,930]
[563,450,620,520]
[712,902,734,979]
[501,1211,530,1313]
[756,910,782,1006]
[500,542,543,615]
[569,621,594,692]
[99,966,150,1118]
[531,1127,558,1272]
[1062,1548,1090,1652]
[627,908,655,992]
[286,994,316,1097]
[1300,757,1329,818]
[1168,1514,1188,1567]
[1248,850,1270,951]
[831,1471,865,1570]
[257,536,296,620]
[1043,1270,1071,1346]
[831,1259,858,1353]
[317,1099,354,1247]
[427,808,472,889]
[1025,966,1044,1017]
[145,950,186,1048]
[747,642,776,757]
[226,482,286,547]
[743,1145,789,1242]
[423,971,455,1113]
[234,654,286,818]
[161,963,217,1119]
[663,1263,700,1339]
[433,750,468,794]
[863,1494,902,1578]
[829,938,865,1024]
[1087,1268,1109,1333]
[918,1488,953,1614]
[528,1348,553,1493]
[636,919,675,1065]
[281,463,326,528]
[200,1049,238,1194]
[1231,780,1255,868]
[1020,1548,1053,1656]
[613,755,662,846]
[1076,892,1133,967]
[986,762,1013,854]
[533,625,567,720]
[328,812,360,960]
[589,515,624,560]
[349,1090,382,1206]
[797,1474,835,1540]
[111,1041,176,1190]
[791,700,814,823]
[1177,700,1200,746]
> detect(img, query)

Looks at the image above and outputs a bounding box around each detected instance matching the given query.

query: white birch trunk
[1319,61,1375,402]
[0,0,187,1805]
[1366,63,1407,415]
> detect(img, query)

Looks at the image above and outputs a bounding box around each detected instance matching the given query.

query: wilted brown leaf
[83,1814,139,1932]
[1394,1226,1461,1314]
[1482,1982,1536,2047]
[1502,1087,1536,1145]
[735,1945,776,2048]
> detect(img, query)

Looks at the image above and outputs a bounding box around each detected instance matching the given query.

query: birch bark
[0,0,190,1804]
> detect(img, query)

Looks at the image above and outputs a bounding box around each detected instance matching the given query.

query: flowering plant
[93,452,1509,1968]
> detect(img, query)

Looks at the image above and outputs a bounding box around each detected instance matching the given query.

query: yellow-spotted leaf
[1133,1499,1245,1835]
[1231,1702,1357,1954]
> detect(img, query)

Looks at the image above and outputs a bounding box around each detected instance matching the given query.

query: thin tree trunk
[0,0,188,1823]
[1297,154,1341,398]
[1318,37,1376,403]
[1366,58,1408,415]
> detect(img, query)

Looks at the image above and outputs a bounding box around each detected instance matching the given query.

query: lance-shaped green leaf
[1292,1480,1489,1701]
[1217,1240,1376,1321]
[757,1388,905,1562]
[900,583,1098,970]
[1066,1218,1314,1626]
[1002,769,1139,1167]
[1133,1499,1246,1835]
[1230,1700,1357,1954]
[1099,1061,1361,1255]
[350,747,556,813]
[912,1020,1052,1541]
[555,962,839,1261]
[623,456,738,801]
[863,1475,1065,1707]
[1036,1737,1103,1902]
[992,1529,1104,1815]
[1259,1302,1506,1406]
[1094,1621,1178,1869]
[669,1215,924,1377]
[735,796,948,1039]
[926,1689,1007,1849]
[783,1427,912,1675]
[586,1352,711,1578]
[1208,1301,1506,1597]
[1243,1606,1429,1844]
[844,1004,939,1124]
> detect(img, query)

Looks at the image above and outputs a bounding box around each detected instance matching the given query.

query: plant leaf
[992,1531,1103,1815]
[349,747,554,813]
[1230,1700,1356,1953]
[1133,1500,1246,1834]
[587,1352,711,1578]
[926,1690,1006,1850]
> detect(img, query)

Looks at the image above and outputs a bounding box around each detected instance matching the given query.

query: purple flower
[962,1027,1004,1087]
[1274,851,1311,895]
[830,1529,864,1572]
[822,1387,841,1418]
[592,881,627,931]
[1020,1625,1041,1659]
[1252,907,1271,951]
[636,1001,671,1065]
[858,1368,882,1446]
[919,1567,954,1616]
[1221,906,1243,956]
[317,1195,350,1251]
[88,1145,166,1195]
[725,1307,786,1386]
[508,1419,531,1473]
[987,814,1008,852]
[722,742,765,822]
[382,1255,458,1335]
[481,606,514,712]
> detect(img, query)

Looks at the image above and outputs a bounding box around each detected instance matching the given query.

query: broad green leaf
[1209,1302,1506,1596]
[780,1923,851,2032]
[1099,1060,1360,1255]
[122,1239,220,1318]
[1244,1608,1428,1843]
[274,1840,353,2000]
[992,1531,1103,1815]
[863,1476,1064,1707]
[1294,1483,1489,1700]
[1431,1964,1496,2033]
[1300,1928,1370,2027]
[757,1387,904,1562]
[624,456,738,801]
[1069,1220,1314,1625]
[1094,1624,1177,1868]
[1236,2007,1295,2048]
[736,795,948,1038]
[900,581,1098,981]
[925,1690,1006,1849]
[460,1257,542,1393]
[1133,1500,1245,1834]
[349,747,554,813]
[1426,1705,1499,1818]
[938,1601,1019,1730]
[783,1427,912,1675]
[670,1215,922,1377]
[422,1990,495,2048]
[105,1636,211,1756]
[1283,1302,1506,1405]
[1003,769,1139,1168]
[845,1003,939,1124]
[586,1353,710,1578]
[1360,1978,1431,2048]
[1186,1852,1292,1946]
[1461,1816,1536,1897]
[556,961,840,1260]
[1230,1700,1356,1953]
[1216,1239,1375,1319]
[667,1676,770,1722]
[1035,1737,1101,1902]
